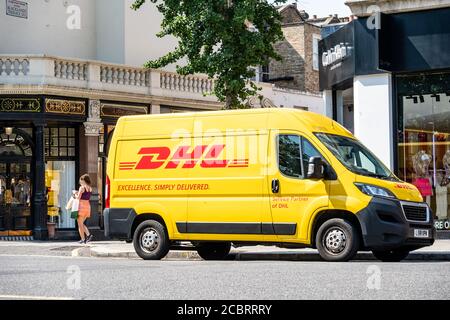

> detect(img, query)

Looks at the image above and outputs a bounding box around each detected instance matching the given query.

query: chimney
[334,14,338,18]
[313,15,317,19]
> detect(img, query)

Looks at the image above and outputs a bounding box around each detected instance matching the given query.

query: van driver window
[301,138,323,174]
[278,135,302,178]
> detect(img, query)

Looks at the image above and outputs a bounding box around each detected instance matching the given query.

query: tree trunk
[225,95,233,110]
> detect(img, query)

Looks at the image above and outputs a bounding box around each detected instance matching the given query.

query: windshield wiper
[352,168,396,180]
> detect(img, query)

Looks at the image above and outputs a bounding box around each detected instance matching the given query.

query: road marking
[0,294,74,300]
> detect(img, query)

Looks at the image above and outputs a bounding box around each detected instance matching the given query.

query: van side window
[301,138,323,174]
[278,135,302,178]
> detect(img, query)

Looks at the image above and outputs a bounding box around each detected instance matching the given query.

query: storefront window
[45,161,76,229]
[44,127,76,157]
[397,72,450,231]
[44,126,78,229]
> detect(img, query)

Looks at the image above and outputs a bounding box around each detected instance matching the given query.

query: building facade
[0,1,324,240]
[264,5,322,94]
[320,0,450,236]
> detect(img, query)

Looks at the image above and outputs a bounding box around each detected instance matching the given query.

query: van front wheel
[196,242,231,260]
[316,218,360,262]
[133,220,170,260]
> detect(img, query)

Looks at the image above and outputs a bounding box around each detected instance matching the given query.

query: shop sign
[6,0,28,19]
[0,98,40,112]
[435,220,450,231]
[319,21,355,91]
[322,43,352,70]
[101,103,148,118]
[45,99,86,115]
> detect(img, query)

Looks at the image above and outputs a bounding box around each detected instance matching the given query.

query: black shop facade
[319,6,450,236]
[0,96,149,240]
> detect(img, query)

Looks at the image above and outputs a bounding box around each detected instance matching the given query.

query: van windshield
[315,133,397,181]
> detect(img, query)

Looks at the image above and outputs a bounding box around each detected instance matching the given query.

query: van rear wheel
[133,220,170,260]
[196,242,231,260]
[316,218,360,262]
[372,249,410,262]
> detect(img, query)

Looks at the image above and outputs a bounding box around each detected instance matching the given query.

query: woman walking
[77,174,94,244]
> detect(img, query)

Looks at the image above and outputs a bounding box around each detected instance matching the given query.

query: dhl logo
[119,144,249,170]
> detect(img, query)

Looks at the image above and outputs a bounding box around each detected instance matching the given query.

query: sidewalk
[1,240,449,261]
[71,240,450,261]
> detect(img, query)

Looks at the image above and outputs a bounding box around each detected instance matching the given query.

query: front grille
[402,204,428,222]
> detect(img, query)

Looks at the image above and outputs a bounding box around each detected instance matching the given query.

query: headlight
[354,183,396,199]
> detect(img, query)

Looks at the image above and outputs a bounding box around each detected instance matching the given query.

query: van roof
[117,108,353,138]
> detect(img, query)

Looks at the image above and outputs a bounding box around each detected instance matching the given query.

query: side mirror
[307,156,325,179]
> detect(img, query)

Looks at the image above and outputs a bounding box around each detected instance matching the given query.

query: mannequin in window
[435,150,450,220]
[435,172,448,220]
[441,150,450,187]
[412,150,432,205]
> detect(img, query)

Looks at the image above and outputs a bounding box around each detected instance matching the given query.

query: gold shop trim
[398,142,450,147]
[0,98,41,112]
[101,103,148,118]
[45,99,86,115]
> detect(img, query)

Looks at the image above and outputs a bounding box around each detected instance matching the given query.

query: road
[0,254,449,300]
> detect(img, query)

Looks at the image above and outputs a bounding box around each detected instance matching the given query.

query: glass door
[0,161,32,236]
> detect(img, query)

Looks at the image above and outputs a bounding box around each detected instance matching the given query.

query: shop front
[0,96,86,240]
[0,96,153,240]
[396,72,450,232]
[319,7,450,237]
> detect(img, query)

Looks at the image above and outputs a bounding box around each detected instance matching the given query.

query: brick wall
[268,6,321,94]
[269,24,306,91]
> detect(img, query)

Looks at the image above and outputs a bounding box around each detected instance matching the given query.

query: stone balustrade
[54,59,88,80]
[0,54,323,111]
[100,65,149,87]
[0,57,30,76]
[160,72,214,94]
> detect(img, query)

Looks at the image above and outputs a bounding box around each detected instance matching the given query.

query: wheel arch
[310,209,363,249]
[131,213,171,240]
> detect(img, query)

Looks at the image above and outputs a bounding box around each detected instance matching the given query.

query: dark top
[80,190,92,200]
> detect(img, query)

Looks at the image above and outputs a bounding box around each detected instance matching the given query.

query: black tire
[133,220,170,260]
[372,249,410,262]
[316,218,360,262]
[196,242,231,260]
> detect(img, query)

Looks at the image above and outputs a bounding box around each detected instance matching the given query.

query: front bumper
[357,197,435,251]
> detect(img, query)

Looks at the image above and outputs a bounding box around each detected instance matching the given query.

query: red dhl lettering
[394,184,415,190]
[119,144,249,170]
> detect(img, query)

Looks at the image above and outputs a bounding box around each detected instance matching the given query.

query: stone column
[32,122,48,240]
[151,103,161,114]
[354,73,393,169]
[80,100,103,231]
[323,90,334,119]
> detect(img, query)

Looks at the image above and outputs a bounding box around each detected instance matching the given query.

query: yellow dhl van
[104,108,435,262]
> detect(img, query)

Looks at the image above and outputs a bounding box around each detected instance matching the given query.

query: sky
[274,0,352,18]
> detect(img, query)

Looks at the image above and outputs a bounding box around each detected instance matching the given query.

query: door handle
[271,179,280,194]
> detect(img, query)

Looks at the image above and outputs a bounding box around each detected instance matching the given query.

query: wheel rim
[323,227,347,255]
[140,228,160,253]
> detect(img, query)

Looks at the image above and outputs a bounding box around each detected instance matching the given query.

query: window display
[45,161,76,229]
[397,72,450,231]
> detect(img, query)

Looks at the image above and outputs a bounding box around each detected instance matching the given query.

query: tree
[132,0,292,109]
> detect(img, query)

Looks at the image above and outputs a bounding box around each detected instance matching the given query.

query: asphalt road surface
[0,254,449,300]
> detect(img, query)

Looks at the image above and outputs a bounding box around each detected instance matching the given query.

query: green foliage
[132,0,292,109]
